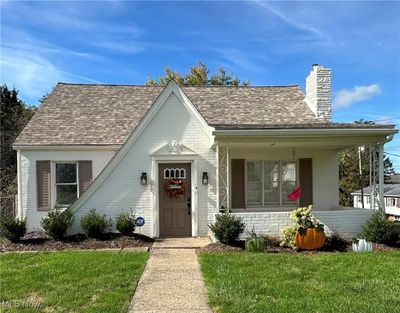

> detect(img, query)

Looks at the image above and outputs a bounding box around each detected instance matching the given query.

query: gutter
[213,128,398,137]
[12,144,121,151]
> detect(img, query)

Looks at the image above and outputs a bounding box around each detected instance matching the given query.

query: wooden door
[159,163,192,237]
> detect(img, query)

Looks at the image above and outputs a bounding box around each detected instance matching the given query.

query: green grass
[0,251,148,313]
[199,252,400,313]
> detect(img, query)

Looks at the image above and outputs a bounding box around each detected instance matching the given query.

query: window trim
[51,161,79,208]
[245,159,298,207]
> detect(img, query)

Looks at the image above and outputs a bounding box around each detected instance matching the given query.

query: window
[55,163,78,206]
[386,197,396,207]
[246,160,296,206]
[164,168,186,179]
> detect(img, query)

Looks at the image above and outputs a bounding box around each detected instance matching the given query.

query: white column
[216,144,220,211]
[226,145,230,209]
[378,142,385,212]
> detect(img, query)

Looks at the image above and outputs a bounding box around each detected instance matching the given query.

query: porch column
[217,144,230,211]
[378,142,385,212]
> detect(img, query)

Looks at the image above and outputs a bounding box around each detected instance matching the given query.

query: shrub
[80,209,112,238]
[290,205,324,235]
[280,226,297,249]
[324,231,348,252]
[116,212,136,235]
[361,211,395,244]
[41,208,74,240]
[0,217,27,242]
[209,213,245,244]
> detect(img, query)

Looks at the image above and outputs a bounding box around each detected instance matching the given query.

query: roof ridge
[56,82,300,88]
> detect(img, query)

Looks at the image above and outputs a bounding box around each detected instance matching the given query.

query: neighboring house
[13,65,398,238]
[352,184,400,218]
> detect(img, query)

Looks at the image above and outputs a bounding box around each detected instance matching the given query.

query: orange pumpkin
[295,228,326,250]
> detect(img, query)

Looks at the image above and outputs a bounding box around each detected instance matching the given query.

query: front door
[159,163,192,237]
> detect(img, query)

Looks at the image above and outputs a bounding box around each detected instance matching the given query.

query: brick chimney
[305,64,332,121]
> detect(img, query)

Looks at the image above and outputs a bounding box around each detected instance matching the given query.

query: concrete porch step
[152,237,211,249]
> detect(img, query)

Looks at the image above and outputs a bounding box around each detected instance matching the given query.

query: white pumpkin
[352,239,373,252]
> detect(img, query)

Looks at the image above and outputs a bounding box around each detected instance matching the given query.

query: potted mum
[290,205,326,250]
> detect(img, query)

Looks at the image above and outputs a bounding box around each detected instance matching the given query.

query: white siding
[70,93,217,237]
[18,149,116,231]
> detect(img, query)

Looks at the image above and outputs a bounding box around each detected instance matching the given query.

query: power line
[385,152,400,158]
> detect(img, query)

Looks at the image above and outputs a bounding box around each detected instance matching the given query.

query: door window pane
[247,161,262,204]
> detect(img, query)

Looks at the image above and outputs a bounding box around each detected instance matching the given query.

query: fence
[0,195,17,220]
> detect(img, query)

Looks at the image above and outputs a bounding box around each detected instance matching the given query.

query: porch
[213,126,396,238]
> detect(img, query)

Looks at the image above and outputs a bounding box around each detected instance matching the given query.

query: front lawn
[0,251,148,313]
[199,252,400,313]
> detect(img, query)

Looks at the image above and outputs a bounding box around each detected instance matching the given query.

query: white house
[13,65,398,238]
[352,184,400,218]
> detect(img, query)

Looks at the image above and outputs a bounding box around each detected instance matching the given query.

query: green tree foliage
[146,62,250,86]
[339,119,395,206]
[0,85,36,197]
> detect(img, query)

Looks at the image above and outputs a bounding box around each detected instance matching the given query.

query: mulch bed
[0,231,154,252]
[196,239,400,254]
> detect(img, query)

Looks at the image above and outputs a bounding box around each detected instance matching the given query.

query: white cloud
[1,46,101,103]
[334,84,381,108]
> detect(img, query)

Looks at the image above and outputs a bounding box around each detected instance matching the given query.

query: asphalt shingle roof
[13,83,394,146]
[352,184,400,197]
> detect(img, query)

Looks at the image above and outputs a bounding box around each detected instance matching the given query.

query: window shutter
[299,158,313,207]
[79,161,92,196]
[37,161,51,211]
[231,159,245,209]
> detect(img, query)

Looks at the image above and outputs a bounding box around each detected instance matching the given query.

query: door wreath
[165,178,187,198]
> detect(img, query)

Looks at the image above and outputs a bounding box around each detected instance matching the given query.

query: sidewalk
[128,238,212,313]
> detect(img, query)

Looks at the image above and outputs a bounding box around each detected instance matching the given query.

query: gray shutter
[79,161,92,196]
[231,159,245,209]
[299,158,313,207]
[37,161,51,211]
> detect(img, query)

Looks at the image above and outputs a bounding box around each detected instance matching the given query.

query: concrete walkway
[128,237,212,313]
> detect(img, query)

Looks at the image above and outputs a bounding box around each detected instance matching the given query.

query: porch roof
[213,125,398,149]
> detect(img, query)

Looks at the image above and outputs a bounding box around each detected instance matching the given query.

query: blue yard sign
[135,216,145,227]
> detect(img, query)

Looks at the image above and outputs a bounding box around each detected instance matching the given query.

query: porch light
[202,172,209,185]
[140,172,147,185]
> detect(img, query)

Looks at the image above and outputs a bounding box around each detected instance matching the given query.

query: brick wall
[213,209,374,240]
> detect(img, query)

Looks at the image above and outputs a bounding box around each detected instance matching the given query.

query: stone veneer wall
[305,65,332,121]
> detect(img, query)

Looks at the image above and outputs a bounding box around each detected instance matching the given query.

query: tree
[146,62,250,86]
[0,85,36,200]
[339,119,395,206]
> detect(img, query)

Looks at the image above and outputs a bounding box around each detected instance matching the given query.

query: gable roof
[352,184,400,197]
[14,82,395,146]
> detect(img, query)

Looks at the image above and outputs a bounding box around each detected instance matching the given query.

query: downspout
[16,149,23,218]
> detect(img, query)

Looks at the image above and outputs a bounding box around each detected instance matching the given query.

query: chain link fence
[0,194,17,221]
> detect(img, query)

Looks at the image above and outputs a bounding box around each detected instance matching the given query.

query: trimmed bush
[41,208,74,240]
[209,213,245,244]
[361,211,395,244]
[81,209,112,238]
[116,212,136,235]
[280,226,297,249]
[324,231,348,252]
[0,217,27,242]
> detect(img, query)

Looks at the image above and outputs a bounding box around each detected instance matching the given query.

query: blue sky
[1,1,400,170]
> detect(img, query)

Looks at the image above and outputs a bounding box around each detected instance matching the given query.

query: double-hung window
[55,163,78,206]
[246,160,296,206]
